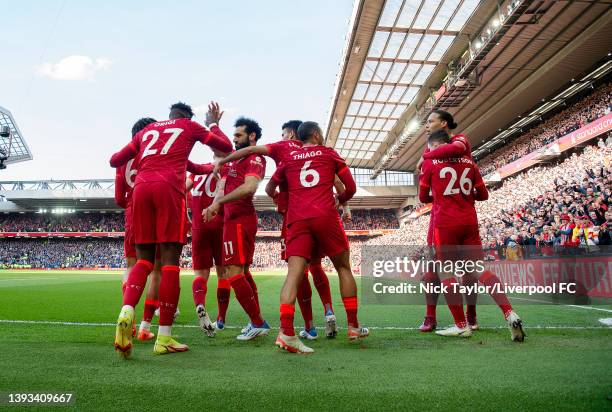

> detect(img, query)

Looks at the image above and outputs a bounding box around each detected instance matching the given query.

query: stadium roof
[326,0,612,173]
[325,0,486,168]
[0,179,416,212]
[0,106,33,165]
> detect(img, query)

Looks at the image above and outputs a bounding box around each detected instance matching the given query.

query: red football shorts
[123,202,136,258]
[286,215,349,261]
[222,214,257,266]
[192,225,223,270]
[433,224,483,261]
[132,182,188,244]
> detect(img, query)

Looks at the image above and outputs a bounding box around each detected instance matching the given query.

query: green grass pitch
[0,270,611,411]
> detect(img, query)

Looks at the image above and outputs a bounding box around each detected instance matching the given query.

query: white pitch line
[0,319,608,330]
[510,296,612,313]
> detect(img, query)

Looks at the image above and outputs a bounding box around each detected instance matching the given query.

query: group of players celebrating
[110,101,366,356]
[109,102,524,357]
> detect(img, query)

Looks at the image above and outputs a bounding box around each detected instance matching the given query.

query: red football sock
[121,281,127,296]
[422,271,440,319]
[297,269,313,330]
[309,263,333,314]
[342,296,359,328]
[479,271,513,318]
[244,269,260,311]
[279,303,295,336]
[192,276,207,307]
[158,265,181,326]
[123,260,154,307]
[216,278,231,322]
[441,278,466,328]
[143,299,158,323]
[229,273,263,327]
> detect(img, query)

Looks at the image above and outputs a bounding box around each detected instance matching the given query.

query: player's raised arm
[191,102,233,154]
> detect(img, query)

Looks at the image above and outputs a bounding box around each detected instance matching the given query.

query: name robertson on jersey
[292,150,322,160]
[432,157,474,166]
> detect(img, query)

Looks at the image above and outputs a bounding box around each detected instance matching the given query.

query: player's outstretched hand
[206,101,224,126]
[212,162,222,180]
[203,202,220,222]
[341,205,352,222]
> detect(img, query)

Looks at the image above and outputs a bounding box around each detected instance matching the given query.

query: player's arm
[418,162,433,203]
[186,161,214,176]
[217,175,260,205]
[185,174,194,192]
[334,175,352,221]
[422,139,467,160]
[213,146,271,177]
[113,167,127,209]
[109,139,138,168]
[265,166,285,202]
[336,167,356,204]
[472,167,489,201]
[191,102,233,154]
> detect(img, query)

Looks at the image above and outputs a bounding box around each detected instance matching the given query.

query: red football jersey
[273,145,348,225]
[419,155,485,227]
[111,119,231,195]
[223,153,266,220]
[188,166,223,230]
[265,140,303,214]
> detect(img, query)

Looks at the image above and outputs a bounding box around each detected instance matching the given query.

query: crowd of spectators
[0,212,124,232]
[478,82,612,176]
[0,239,125,269]
[0,209,399,233]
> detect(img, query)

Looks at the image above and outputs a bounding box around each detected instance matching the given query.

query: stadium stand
[478,81,612,176]
[0,209,399,233]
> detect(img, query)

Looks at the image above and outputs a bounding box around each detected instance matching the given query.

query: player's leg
[309,257,336,338]
[433,227,471,338]
[115,243,156,358]
[317,216,368,340]
[419,269,440,332]
[297,268,316,340]
[214,264,231,330]
[466,225,524,341]
[154,242,189,354]
[224,217,269,340]
[151,185,190,354]
[462,272,479,330]
[308,259,334,315]
[420,220,439,332]
[191,228,215,337]
[122,257,136,295]
[244,267,260,311]
[137,258,161,341]
[276,255,313,354]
